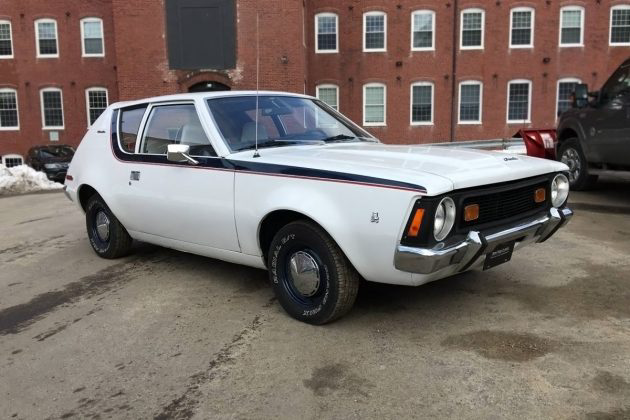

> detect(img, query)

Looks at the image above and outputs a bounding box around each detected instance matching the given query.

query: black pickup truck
[557,58,630,190]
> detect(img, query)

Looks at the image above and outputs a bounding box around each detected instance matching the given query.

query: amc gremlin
[64,91,573,324]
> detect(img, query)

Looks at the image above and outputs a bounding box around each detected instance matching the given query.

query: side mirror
[572,84,589,108]
[167,144,198,165]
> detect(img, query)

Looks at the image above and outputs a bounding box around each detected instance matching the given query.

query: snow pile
[0,164,63,195]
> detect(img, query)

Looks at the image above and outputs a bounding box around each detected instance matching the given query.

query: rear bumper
[394,207,573,275]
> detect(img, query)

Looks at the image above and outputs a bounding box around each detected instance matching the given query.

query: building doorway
[188,81,231,92]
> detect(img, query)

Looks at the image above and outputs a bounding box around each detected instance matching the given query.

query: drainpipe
[449,0,459,142]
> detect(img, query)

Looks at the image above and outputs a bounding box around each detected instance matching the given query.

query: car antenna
[253,11,261,158]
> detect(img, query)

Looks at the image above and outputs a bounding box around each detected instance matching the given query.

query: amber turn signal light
[464,204,479,222]
[534,188,546,203]
[407,208,425,237]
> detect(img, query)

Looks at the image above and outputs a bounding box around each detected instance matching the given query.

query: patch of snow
[0,164,63,195]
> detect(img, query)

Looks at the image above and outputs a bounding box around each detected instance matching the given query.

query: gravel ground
[1,176,629,420]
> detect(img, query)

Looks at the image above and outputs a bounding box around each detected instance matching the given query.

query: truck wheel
[267,220,359,324]
[85,195,133,259]
[558,138,598,190]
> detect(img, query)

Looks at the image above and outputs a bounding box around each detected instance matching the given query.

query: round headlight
[551,174,570,207]
[434,197,456,241]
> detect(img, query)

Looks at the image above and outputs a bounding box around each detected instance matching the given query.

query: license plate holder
[483,241,515,270]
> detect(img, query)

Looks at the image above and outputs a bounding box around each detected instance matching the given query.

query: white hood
[230,143,568,196]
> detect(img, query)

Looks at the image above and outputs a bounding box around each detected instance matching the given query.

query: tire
[267,220,360,324]
[85,194,133,259]
[558,138,598,190]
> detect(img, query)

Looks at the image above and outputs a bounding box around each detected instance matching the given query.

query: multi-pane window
[0,89,19,129]
[315,13,338,53]
[35,19,59,57]
[364,12,386,51]
[81,18,104,56]
[363,83,386,126]
[410,83,433,124]
[0,20,13,58]
[557,79,581,117]
[459,82,482,124]
[461,9,484,49]
[510,7,534,48]
[316,84,339,111]
[40,88,64,129]
[610,6,630,45]
[560,6,584,46]
[411,11,434,51]
[507,80,531,123]
[86,88,108,126]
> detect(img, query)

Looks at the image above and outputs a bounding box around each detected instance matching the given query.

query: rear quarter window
[119,106,147,153]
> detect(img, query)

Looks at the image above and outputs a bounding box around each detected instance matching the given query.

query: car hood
[229,143,568,195]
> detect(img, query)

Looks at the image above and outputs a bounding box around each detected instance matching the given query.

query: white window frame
[411,10,435,52]
[556,77,581,119]
[506,79,532,124]
[363,83,386,126]
[460,8,485,50]
[85,87,109,127]
[0,87,19,130]
[80,17,105,57]
[315,13,338,54]
[1,154,24,167]
[40,87,64,130]
[409,82,434,126]
[363,11,387,52]
[509,7,535,49]
[35,18,59,58]
[559,6,584,47]
[0,20,14,59]
[316,84,339,111]
[458,81,483,125]
[610,5,630,46]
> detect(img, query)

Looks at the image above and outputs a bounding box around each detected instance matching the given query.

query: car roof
[110,90,316,110]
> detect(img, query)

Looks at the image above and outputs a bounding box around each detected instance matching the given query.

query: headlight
[44,163,62,169]
[551,174,569,207]
[434,197,456,241]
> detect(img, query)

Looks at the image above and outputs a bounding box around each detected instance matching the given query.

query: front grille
[460,181,547,228]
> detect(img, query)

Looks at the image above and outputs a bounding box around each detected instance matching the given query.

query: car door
[114,101,239,252]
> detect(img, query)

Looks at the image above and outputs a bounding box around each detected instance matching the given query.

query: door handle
[130,171,140,181]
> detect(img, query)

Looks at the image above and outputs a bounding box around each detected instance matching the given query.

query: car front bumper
[394,207,573,275]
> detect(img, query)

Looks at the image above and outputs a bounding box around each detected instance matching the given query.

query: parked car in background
[557,58,630,190]
[64,91,573,324]
[26,145,75,182]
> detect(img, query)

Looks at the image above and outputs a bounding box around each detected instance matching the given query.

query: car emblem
[504,156,518,161]
[371,212,380,223]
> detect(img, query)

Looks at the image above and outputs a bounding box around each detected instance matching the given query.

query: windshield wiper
[237,139,323,151]
[322,134,357,142]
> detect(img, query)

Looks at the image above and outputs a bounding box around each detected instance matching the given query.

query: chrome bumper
[394,207,573,275]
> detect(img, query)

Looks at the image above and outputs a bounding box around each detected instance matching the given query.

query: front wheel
[268,220,359,324]
[558,138,598,190]
[85,194,133,259]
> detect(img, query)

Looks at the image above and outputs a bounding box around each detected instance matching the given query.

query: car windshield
[39,146,74,159]
[206,95,375,152]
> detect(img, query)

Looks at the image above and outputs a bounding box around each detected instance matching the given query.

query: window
[119,106,147,153]
[507,80,531,123]
[411,10,435,51]
[461,9,484,49]
[315,13,338,53]
[86,88,108,126]
[140,104,214,156]
[0,88,19,130]
[599,65,630,103]
[35,19,59,57]
[510,7,534,48]
[364,12,386,52]
[316,84,339,110]
[363,83,386,126]
[40,88,64,129]
[610,5,630,45]
[459,81,482,124]
[410,83,433,125]
[560,6,584,46]
[556,78,581,117]
[0,20,13,58]
[81,18,104,56]
[2,154,23,168]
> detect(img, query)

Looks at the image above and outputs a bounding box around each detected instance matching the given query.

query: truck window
[600,65,630,103]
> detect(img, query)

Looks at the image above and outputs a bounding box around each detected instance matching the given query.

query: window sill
[509,45,534,49]
[410,122,434,126]
[363,122,387,127]
[609,42,630,47]
[36,55,60,59]
[0,126,20,131]
[460,46,484,50]
[506,120,531,124]
[411,48,435,52]
[42,127,65,130]
[458,121,482,125]
[82,54,105,58]
[0,55,14,59]
[363,49,387,53]
[559,44,584,48]
[315,50,339,54]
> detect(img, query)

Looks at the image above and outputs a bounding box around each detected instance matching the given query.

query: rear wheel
[559,138,598,190]
[85,195,133,259]
[267,220,359,324]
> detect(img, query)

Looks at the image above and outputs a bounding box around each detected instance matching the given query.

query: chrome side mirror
[167,144,198,165]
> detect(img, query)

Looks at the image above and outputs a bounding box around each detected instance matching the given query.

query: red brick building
[1,0,630,162]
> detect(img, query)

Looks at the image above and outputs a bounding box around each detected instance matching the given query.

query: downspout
[449,0,459,142]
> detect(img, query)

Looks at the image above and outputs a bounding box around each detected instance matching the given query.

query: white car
[64,91,573,324]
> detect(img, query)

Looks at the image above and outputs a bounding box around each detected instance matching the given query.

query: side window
[119,106,147,153]
[600,66,630,103]
[140,104,215,157]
